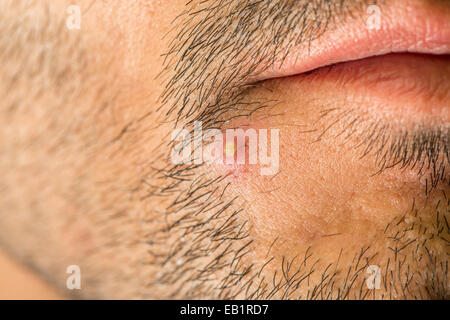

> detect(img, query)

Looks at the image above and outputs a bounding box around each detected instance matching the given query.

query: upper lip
[254,2,450,82]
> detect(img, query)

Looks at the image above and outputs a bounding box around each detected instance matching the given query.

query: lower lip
[284,53,450,123]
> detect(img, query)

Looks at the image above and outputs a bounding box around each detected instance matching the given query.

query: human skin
[0,0,448,299]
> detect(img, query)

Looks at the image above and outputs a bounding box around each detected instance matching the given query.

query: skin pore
[0,0,448,299]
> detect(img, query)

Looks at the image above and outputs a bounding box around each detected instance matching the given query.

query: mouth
[254,2,450,124]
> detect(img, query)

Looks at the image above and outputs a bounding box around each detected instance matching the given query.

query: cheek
[206,123,426,247]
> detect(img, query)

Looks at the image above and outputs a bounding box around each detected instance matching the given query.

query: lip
[254,2,450,82]
[284,53,450,123]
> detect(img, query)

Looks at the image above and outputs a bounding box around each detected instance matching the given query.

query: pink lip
[254,3,450,81]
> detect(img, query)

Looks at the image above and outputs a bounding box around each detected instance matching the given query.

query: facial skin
[0,0,448,299]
